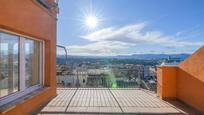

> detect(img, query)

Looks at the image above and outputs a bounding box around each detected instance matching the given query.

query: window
[25,39,41,88]
[36,0,59,12]
[0,33,19,98]
[0,31,44,105]
[36,0,51,9]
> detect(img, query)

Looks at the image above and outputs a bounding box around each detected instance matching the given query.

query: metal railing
[56,45,68,65]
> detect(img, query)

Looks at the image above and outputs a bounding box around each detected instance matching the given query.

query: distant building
[57,75,74,87]
[161,56,182,66]
[144,66,156,80]
[112,64,144,80]
[73,68,88,87]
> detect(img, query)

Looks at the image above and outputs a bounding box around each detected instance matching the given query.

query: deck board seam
[65,88,78,112]
[108,89,124,113]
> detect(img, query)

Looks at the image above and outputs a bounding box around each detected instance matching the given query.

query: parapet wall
[157,46,204,112]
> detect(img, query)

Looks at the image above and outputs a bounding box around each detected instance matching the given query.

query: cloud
[80,23,203,48]
[67,41,133,56]
[66,23,203,56]
[175,25,200,37]
[80,23,146,42]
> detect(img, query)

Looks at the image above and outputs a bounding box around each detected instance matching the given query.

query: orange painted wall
[157,66,177,99]
[0,0,57,114]
[177,46,204,112]
[157,46,204,112]
[156,67,163,98]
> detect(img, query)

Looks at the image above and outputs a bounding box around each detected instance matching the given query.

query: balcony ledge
[0,87,50,114]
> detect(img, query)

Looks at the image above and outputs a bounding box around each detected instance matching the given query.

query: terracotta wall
[177,46,204,112]
[0,0,57,114]
[157,46,204,112]
[157,66,177,99]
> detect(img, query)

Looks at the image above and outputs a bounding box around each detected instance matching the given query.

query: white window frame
[0,29,44,106]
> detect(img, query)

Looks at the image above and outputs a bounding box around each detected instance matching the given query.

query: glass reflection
[0,32,19,98]
[25,39,40,88]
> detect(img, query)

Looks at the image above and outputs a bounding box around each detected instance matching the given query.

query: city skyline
[57,0,204,56]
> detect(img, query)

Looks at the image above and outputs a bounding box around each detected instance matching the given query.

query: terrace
[37,88,200,114]
[1,1,204,115]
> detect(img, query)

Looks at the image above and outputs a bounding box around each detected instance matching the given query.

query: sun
[85,16,98,28]
[78,3,105,31]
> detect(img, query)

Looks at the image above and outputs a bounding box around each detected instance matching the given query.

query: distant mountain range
[57,54,190,60]
[115,54,190,60]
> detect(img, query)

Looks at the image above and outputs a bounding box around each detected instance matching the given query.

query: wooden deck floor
[37,88,198,114]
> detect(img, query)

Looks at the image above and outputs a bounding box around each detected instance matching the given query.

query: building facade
[0,0,58,114]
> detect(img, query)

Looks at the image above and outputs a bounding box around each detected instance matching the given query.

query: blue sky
[57,0,204,56]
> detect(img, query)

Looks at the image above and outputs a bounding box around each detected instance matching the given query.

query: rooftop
[37,88,199,114]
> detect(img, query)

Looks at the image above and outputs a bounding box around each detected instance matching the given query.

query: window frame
[0,29,44,106]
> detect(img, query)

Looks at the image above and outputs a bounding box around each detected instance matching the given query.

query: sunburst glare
[77,2,105,32]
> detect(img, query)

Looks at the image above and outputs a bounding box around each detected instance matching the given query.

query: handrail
[56,45,68,65]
